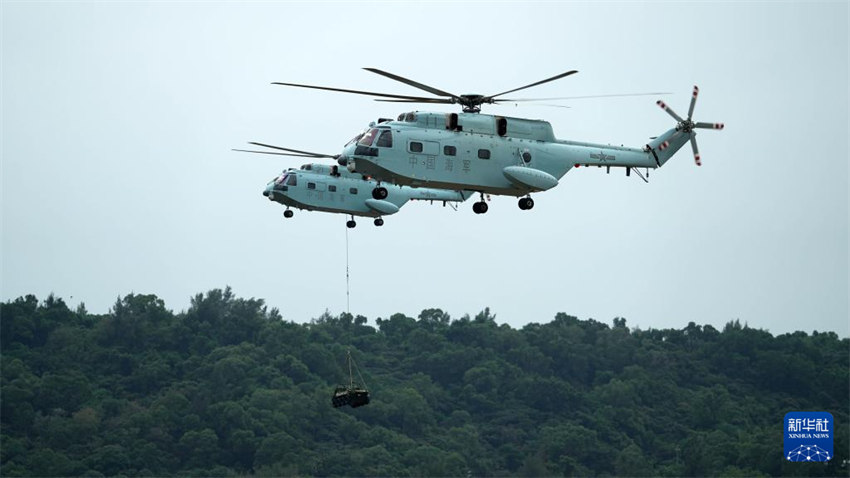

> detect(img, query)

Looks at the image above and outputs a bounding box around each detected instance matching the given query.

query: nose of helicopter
[263,183,272,197]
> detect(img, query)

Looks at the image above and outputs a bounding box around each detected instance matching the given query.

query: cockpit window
[376,129,393,148]
[357,128,379,146]
[274,173,293,191]
[345,130,366,146]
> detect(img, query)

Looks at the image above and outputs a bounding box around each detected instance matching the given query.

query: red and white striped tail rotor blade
[657,100,684,122]
[690,136,701,166]
[694,122,724,130]
[687,86,699,120]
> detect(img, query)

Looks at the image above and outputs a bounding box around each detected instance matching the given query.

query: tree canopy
[1,289,847,476]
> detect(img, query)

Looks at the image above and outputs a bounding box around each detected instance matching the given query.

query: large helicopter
[235,142,470,227]
[249,68,723,214]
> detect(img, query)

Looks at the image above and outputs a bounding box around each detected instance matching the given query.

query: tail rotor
[691,135,701,166]
[687,86,698,120]
[657,100,684,123]
[657,86,724,166]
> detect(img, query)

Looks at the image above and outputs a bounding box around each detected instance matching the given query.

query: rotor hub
[458,94,486,113]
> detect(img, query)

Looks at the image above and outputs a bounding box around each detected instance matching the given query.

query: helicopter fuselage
[342,111,684,196]
[263,162,468,219]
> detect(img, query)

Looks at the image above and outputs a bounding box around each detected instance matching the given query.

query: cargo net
[332,350,370,408]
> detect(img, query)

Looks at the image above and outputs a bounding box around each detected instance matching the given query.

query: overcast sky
[2,2,847,337]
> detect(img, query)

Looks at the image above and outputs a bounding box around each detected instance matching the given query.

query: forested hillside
[1,289,847,476]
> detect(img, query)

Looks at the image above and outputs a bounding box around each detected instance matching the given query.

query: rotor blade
[657,100,684,122]
[694,122,725,130]
[247,142,338,159]
[687,86,699,120]
[374,97,454,104]
[232,149,317,158]
[496,92,671,102]
[486,70,578,100]
[363,68,458,98]
[690,136,701,166]
[272,82,438,102]
[492,101,572,109]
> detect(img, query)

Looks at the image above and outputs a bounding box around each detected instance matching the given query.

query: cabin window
[376,130,393,148]
[444,145,457,156]
[478,149,491,159]
[286,175,297,186]
[307,182,316,190]
[405,113,416,122]
[358,128,379,146]
[328,185,337,192]
[409,141,423,153]
[349,187,358,194]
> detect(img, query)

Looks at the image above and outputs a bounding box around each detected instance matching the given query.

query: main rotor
[273,68,579,113]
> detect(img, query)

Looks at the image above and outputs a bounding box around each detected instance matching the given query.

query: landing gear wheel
[518,197,534,210]
[374,218,384,227]
[473,201,489,214]
[346,220,356,228]
[372,187,388,200]
[283,209,294,218]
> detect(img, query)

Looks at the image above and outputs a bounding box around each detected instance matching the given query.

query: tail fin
[648,86,724,167]
[648,128,692,167]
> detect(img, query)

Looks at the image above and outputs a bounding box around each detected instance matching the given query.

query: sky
[2,1,847,337]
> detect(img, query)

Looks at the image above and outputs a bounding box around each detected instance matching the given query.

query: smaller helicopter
[237,142,470,227]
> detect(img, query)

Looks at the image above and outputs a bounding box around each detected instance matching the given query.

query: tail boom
[647,127,692,167]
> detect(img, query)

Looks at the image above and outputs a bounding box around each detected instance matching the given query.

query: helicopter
[235,142,470,227]
[251,68,723,214]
